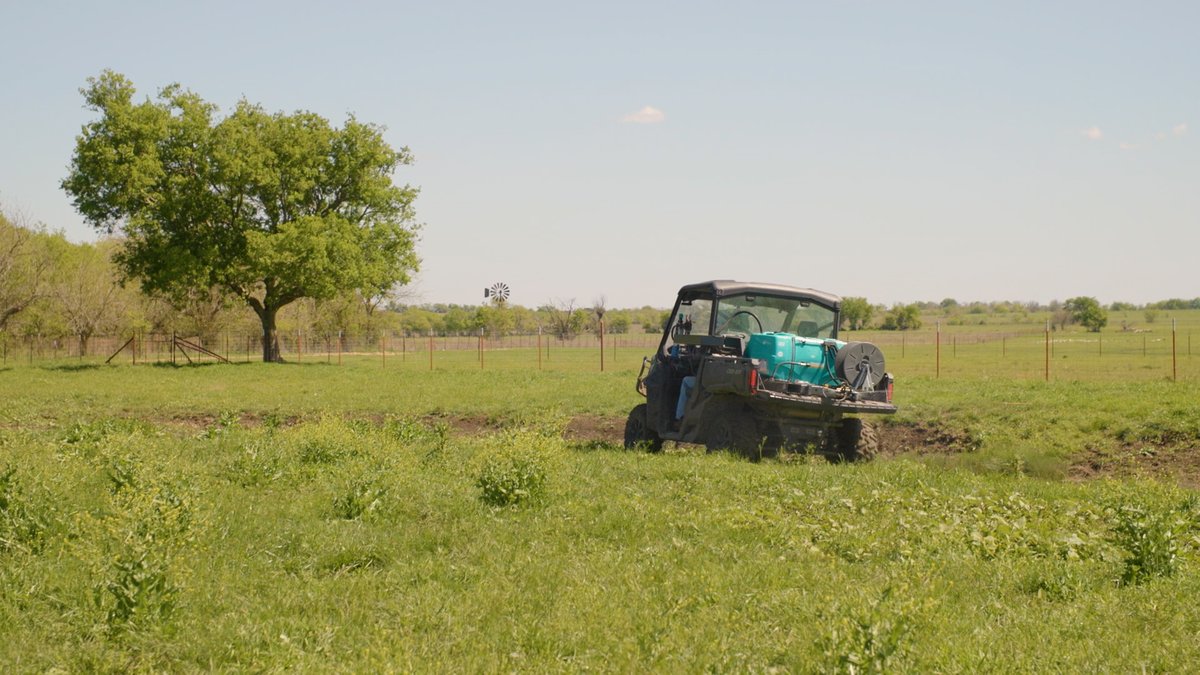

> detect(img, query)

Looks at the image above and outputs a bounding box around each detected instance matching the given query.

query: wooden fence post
[935,322,941,379]
[1045,320,1050,382]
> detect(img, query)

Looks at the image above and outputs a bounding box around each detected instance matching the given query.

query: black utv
[624,280,896,460]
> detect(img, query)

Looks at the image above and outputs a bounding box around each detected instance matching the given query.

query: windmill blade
[489,282,510,303]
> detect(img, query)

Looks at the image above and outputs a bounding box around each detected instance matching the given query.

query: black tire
[703,399,765,460]
[834,418,878,462]
[623,403,663,452]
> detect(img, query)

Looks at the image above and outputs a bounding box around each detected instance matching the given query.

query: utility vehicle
[624,280,896,460]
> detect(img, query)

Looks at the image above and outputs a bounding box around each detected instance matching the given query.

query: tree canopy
[840,296,874,330]
[62,71,420,360]
[1065,296,1108,332]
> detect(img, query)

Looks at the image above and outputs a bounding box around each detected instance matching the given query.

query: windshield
[713,293,838,339]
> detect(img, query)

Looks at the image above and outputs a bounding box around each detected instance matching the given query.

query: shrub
[473,432,561,507]
[292,416,362,465]
[77,480,199,632]
[0,466,52,554]
[1111,503,1183,585]
[331,479,388,520]
[819,587,917,674]
[224,438,286,487]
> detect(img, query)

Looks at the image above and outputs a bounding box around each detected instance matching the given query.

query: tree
[840,297,874,330]
[544,299,579,340]
[1065,296,1107,332]
[607,313,631,334]
[62,71,420,361]
[53,239,127,355]
[0,209,63,332]
[880,303,922,331]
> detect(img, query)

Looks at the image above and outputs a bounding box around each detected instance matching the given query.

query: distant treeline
[3,209,1194,346]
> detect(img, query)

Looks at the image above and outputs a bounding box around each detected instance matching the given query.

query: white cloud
[622,106,666,124]
[1173,123,1188,136]
[1081,126,1103,140]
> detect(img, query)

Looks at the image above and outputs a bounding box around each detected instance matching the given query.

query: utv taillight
[749,368,759,391]
[886,379,894,403]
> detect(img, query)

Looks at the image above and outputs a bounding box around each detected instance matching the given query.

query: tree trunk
[259,306,282,362]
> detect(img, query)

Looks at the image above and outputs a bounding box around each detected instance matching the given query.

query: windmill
[483,282,510,305]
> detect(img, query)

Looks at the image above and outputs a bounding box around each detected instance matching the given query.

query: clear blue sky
[2,1,1196,308]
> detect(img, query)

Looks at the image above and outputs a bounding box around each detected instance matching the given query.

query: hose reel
[834,341,886,390]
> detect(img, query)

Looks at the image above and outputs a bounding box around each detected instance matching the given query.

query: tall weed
[0,466,53,554]
[1111,501,1189,585]
[819,586,923,674]
[473,430,563,507]
[75,468,200,633]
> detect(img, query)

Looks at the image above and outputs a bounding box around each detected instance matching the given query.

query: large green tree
[62,71,420,361]
[1065,296,1108,332]
[840,296,874,330]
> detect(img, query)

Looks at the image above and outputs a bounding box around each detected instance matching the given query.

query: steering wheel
[716,310,763,335]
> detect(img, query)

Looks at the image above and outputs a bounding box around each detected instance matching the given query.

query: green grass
[2,415,1200,667]
[2,329,1200,670]
[2,415,1199,671]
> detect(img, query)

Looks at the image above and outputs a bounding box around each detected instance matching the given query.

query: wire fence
[0,331,663,366]
[1,327,1194,382]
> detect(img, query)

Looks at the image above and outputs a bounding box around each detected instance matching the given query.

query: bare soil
[1069,443,1200,489]
[874,421,981,457]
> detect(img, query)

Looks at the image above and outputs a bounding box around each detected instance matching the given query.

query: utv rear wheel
[624,403,663,452]
[835,418,878,462]
[703,400,765,460]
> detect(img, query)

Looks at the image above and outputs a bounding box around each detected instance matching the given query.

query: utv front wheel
[624,403,663,452]
[835,418,878,462]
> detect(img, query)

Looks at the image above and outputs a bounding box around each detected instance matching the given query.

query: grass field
[2,326,1199,671]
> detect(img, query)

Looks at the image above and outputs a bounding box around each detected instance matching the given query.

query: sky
[1,0,1197,308]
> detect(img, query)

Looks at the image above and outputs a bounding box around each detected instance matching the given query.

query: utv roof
[678,280,842,309]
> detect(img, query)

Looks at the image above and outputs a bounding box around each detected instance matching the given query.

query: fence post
[479,329,484,370]
[599,318,605,372]
[338,331,343,365]
[1172,319,1177,382]
[935,322,941,379]
[381,334,387,368]
[1045,320,1050,382]
[428,331,434,371]
[537,327,542,370]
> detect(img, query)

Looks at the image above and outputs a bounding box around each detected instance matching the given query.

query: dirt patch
[418,413,499,436]
[421,413,624,445]
[1069,443,1200,489]
[875,421,982,457]
[564,415,625,445]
